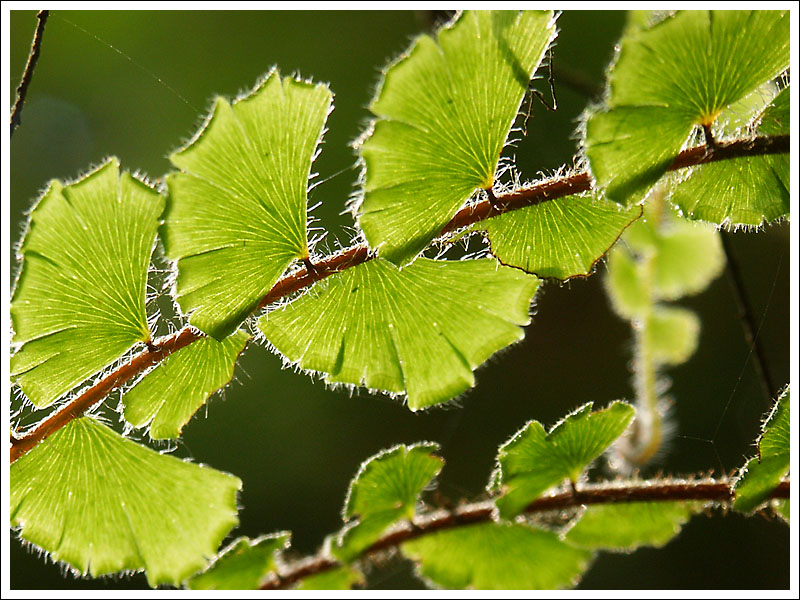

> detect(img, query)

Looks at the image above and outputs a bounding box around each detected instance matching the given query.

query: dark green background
[9,10,789,590]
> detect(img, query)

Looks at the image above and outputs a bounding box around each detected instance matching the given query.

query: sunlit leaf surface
[164,71,332,338]
[402,522,591,590]
[357,10,556,265]
[734,386,790,512]
[671,87,790,226]
[492,402,635,518]
[331,443,443,561]
[565,502,697,551]
[469,194,640,278]
[260,258,538,410]
[11,418,241,586]
[585,11,789,205]
[186,534,289,590]
[11,158,163,407]
[123,330,250,439]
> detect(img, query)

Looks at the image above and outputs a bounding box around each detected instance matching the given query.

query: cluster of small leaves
[187,398,788,590]
[9,9,790,589]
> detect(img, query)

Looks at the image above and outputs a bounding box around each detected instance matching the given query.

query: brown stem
[10,10,49,137]
[9,134,789,464]
[10,328,200,463]
[260,477,790,589]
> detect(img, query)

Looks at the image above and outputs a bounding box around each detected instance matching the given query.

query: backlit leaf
[356,10,556,265]
[492,402,635,518]
[163,71,332,338]
[647,306,700,366]
[186,534,289,590]
[734,386,790,512]
[10,418,241,586]
[468,194,640,278]
[671,86,790,226]
[402,522,592,590]
[123,330,250,439]
[10,158,163,408]
[585,10,789,205]
[331,443,443,562]
[296,566,364,591]
[259,258,538,410]
[565,502,696,552]
[605,246,648,319]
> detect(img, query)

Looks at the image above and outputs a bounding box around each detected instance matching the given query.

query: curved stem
[9,134,790,464]
[259,477,790,589]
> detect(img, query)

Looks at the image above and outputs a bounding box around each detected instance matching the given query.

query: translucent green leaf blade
[774,500,789,524]
[607,202,724,309]
[469,194,640,278]
[671,87,790,226]
[758,386,790,459]
[332,443,443,562]
[164,71,332,338]
[605,246,648,319]
[10,418,241,586]
[259,258,538,410]
[123,330,250,439]
[10,159,163,408]
[296,566,364,591]
[647,307,700,366]
[586,106,691,204]
[585,10,789,205]
[187,534,289,590]
[356,10,556,265]
[565,502,696,552]
[734,387,790,513]
[493,402,635,518]
[402,522,592,590]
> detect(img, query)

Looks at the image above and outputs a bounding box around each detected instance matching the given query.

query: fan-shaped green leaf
[647,307,700,366]
[163,71,332,339]
[565,502,696,552]
[10,418,241,586]
[402,522,592,590]
[356,10,556,265]
[734,387,790,513]
[492,402,635,519]
[10,158,163,408]
[468,194,640,278]
[585,10,789,205]
[123,330,250,439]
[331,443,443,562]
[186,534,289,590]
[296,566,364,591]
[259,258,538,410]
[671,86,790,226]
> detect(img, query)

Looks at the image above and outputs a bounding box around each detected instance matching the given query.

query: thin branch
[9,133,790,464]
[9,328,199,463]
[719,232,777,404]
[260,477,790,589]
[10,10,49,137]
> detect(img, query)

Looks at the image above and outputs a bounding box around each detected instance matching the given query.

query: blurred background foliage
[9,10,789,589]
